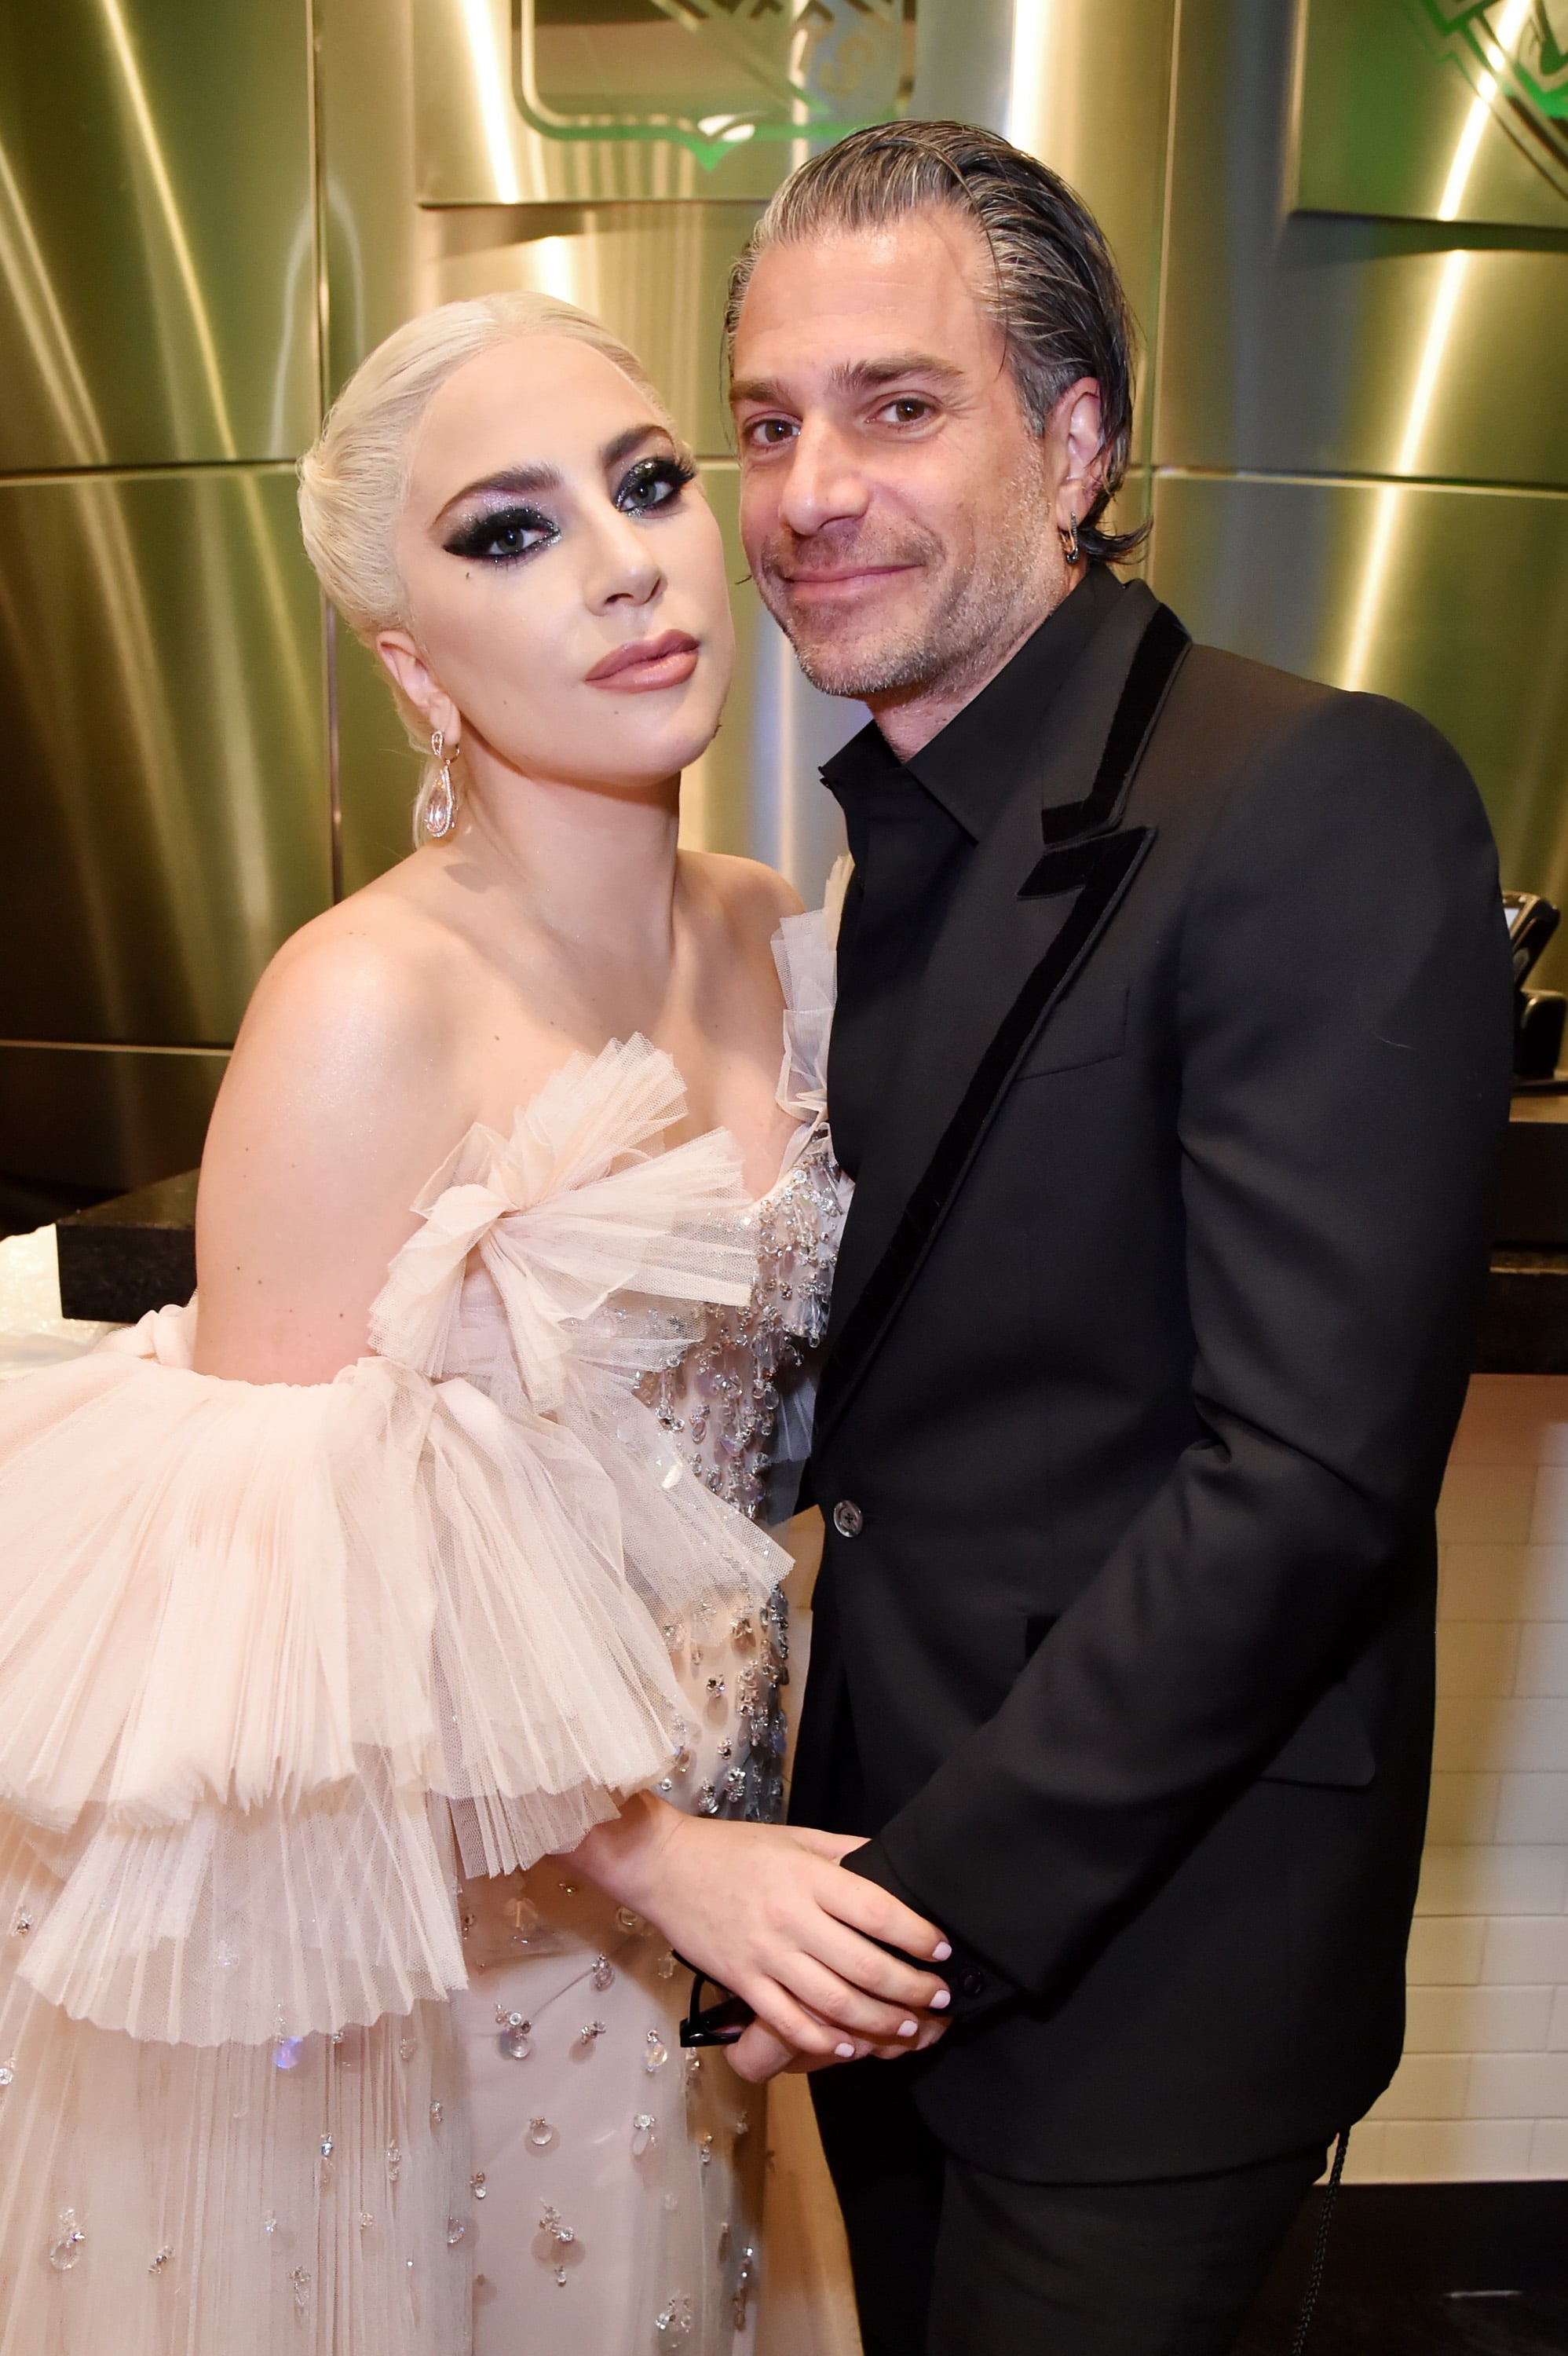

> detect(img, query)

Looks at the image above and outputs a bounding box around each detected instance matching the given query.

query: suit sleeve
[843,690,1515,2012]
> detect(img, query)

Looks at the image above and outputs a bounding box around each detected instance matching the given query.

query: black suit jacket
[791,580,1514,2182]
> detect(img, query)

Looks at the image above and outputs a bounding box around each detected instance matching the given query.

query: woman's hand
[571,1794,952,2062]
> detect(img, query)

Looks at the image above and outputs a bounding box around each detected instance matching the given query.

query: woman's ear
[375,628,461,745]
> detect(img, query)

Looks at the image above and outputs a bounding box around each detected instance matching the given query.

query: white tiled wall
[1350,1376,1568,2182]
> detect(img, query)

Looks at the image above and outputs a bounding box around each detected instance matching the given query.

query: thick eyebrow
[729,353,966,408]
[433,424,674,526]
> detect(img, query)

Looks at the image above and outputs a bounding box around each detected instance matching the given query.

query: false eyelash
[441,505,556,563]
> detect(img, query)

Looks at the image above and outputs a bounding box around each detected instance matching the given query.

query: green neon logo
[1405,1,1568,200]
[514,0,917,170]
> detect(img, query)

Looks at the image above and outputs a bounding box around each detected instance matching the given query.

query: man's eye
[881,398,930,426]
[746,417,798,448]
[615,455,697,514]
[443,507,554,563]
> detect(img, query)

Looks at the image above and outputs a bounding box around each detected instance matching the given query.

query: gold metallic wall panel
[0,2,318,470]
[0,1044,227,1192]
[1295,0,1568,230]
[423,202,763,455]
[1147,470,1568,982]
[0,468,329,1044]
[1005,0,1178,468]
[414,0,923,207]
[1157,0,1568,487]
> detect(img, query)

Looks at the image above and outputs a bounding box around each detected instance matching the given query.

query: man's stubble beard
[755,479,1059,706]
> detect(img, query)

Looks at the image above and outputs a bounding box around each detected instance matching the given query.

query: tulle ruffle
[0,1035,790,2047]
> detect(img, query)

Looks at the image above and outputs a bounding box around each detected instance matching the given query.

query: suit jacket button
[958,1967,985,1999]
[832,1498,864,1538]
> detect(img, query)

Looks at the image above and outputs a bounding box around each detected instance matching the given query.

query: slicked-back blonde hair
[298,291,677,841]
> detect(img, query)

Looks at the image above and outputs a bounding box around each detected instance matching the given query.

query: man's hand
[571,1797,952,2061]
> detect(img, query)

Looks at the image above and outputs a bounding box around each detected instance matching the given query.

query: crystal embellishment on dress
[497,2009,532,2061]
[148,2246,174,2276]
[446,2218,466,2248]
[386,2142,402,2183]
[290,2267,310,2313]
[591,1954,615,1990]
[429,2099,444,2125]
[576,2020,607,2047]
[0,2061,13,2088]
[655,2292,694,2341]
[470,2173,488,2201]
[631,2113,657,2158]
[538,2204,577,2287]
[644,2029,669,2072]
[272,2036,303,2070]
[11,1910,31,1935]
[48,2211,86,2272]
[527,2117,557,2151]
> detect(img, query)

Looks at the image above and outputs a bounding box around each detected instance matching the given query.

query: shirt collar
[821,562,1127,842]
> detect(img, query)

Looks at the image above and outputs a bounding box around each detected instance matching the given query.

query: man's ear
[1047,375,1106,530]
[375,628,461,745]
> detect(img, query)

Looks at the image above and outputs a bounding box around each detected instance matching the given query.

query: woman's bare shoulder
[685,850,805,937]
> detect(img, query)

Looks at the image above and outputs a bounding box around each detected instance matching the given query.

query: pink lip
[586,629,700,690]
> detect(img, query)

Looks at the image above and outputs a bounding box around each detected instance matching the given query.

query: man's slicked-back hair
[725,121,1146,564]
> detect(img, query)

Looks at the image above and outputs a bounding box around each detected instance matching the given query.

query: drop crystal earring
[425,728,457,839]
[1060,514,1081,566]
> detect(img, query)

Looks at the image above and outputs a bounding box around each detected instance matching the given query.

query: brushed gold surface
[0,1044,227,1191]
[1005,0,1179,469]
[0,467,329,1044]
[1157,0,1568,488]
[1296,0,1568,230]
[422,201,763,454]
[0,1,318,471]
[1148,469,1568,982]
[415,0,895,205]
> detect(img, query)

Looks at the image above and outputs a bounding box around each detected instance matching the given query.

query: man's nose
[776,417,871,536]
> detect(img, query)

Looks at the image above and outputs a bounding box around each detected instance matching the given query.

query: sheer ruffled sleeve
[0,1039,787,2048]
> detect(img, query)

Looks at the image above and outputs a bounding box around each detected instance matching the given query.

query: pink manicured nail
[897,2018,918,2038]
[835,2042,857,2059]
[930,1988,951,2010]
[933,1941,952,1961]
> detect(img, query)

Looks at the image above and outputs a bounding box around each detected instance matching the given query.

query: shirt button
[832,1498,864,1539]
[958,1967,986,1999]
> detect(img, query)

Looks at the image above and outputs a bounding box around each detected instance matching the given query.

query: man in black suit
[724,123,1514,2354]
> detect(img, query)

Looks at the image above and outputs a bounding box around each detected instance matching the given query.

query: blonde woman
[0,294,948,2355]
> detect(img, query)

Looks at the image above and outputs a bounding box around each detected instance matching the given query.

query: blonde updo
[298,291,678,842]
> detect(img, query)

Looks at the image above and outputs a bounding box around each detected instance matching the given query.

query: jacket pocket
[1259,1681,1377,1789]
[1016,982,1129,1081]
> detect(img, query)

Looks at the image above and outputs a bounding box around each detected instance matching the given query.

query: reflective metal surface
[0,1044,228,1191]
[1296,0,1568,226]
[0,2,318,470]
[1156,2,1568,487]
[422,200,766,454]
[0,467,328,1043]
[1148,471,1568,919]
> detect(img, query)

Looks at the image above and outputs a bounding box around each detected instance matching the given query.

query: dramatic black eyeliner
[441,503,557,564]
[613,455,697,513]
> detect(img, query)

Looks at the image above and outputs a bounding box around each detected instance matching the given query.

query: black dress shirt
[823,563,1125,1181]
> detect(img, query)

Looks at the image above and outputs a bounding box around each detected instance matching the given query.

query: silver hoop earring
[426,728,457,839]
[1061,516,1081,567]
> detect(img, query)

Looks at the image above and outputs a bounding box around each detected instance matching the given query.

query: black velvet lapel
[815,584,1189,1443]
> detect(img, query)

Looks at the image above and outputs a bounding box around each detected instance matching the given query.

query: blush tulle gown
[0,896,853,2356]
